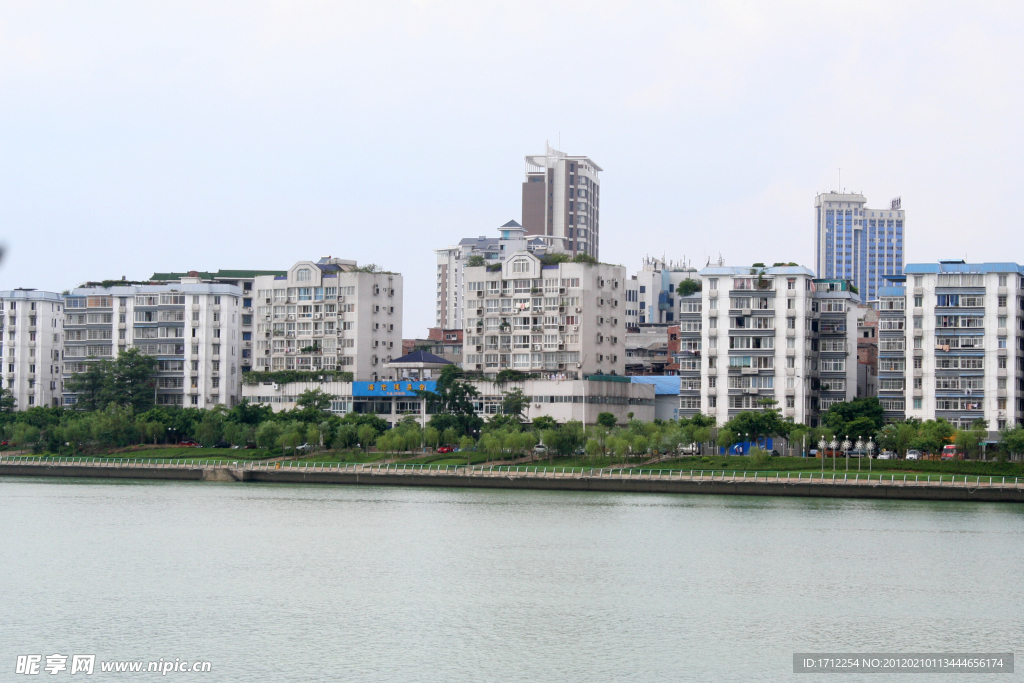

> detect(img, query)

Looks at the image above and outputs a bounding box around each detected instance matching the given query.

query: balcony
[740,367,758,375]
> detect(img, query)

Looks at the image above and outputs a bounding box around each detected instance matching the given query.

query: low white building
[461,250,627,378]
[0,289,64,409]
[250,258,403,382]
[242,375,654,427]
[63,281,243,407]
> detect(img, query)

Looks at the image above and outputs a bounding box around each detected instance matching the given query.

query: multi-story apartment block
[814,192,905,302]
[699,266,822,425]
[63,281,243,408]
[434,222,546,330]
[814,279,860,411]
[522,143,602,259]
[876,277,907,421]
[250,258,403,382]
[461,251,626,378]
[675,292,703,416]
[0,289,64,409]
[903,261,1024,434]
[631,257,699,325]
[151,268,288,374]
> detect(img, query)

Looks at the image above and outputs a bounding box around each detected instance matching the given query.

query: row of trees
[4,359,1024,461]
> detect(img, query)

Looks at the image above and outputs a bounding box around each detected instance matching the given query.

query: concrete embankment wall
[2,464,1024,503]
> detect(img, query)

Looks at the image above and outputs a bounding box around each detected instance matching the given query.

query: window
[296,268,312,282]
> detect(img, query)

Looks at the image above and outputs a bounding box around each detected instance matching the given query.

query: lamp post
[855,438,864,472]
[818,438,827,473]
[842,436,852,471]
[829,438,838,471]
[866,439,875,474]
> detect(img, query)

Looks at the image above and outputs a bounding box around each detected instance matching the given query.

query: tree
[357,424,377,452]
[195,412,225,447]
[501,388,528,422]
[999,425,1024,461]
[417,364,482,437]
[676,279,701,297]
[596,412,617,429]
[227,400,274,426]
[722,400,790,448]
[466,255,486,267]
[279,422,305,454]
[295,389,333,420]
[255,421,283,451]
[106,348,158,412]
[821,398,884,436]
[0,388,15,413]
[64,360,111,411]
[531,415,557,432]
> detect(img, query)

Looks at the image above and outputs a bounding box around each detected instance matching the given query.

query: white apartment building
[903,261,1024,434]
[0,289,64,409]
[631,257,699,325]
[461,250,627,378]
[63,282,243,408]
[700,266,823,426]
[435,222,547,330]
[250,259,403,382]
[814,280,860,411]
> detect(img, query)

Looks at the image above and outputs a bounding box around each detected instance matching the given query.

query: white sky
[2,1,1023,334]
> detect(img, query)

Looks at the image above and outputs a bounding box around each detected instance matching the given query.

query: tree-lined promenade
[3,361,1023,469]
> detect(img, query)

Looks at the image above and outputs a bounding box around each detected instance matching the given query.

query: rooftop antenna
[838,168,841,194]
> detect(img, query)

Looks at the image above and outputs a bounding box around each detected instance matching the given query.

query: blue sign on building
[351,381,436,397]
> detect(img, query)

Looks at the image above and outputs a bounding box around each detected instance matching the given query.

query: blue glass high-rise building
[814,192,904,301]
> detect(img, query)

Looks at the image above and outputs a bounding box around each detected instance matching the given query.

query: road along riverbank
[2,458,1023,502]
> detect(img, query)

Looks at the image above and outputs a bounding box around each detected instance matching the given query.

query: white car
[877,451,895,460]
[905,449,921,460]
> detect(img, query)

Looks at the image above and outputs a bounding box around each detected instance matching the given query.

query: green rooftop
[150,269,287,281]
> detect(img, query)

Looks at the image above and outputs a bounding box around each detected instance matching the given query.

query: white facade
[903,262,1024,434]
[243,377,655,426]
[700,266,821,425]
[434,222,541,330]
[0,290,64,409]
[631,257,699,325]
[461,251,627,378]
[251,259,403,382]
[63,282,243,408]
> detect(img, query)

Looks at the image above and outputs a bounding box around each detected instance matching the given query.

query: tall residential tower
[522,143,601,259]
[814,192,904,302]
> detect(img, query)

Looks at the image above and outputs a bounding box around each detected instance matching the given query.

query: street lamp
[829,438,839,471]
[866,439,875,474]
[842,436,852,471]
[818,438,827,473]
[855,437,864,472]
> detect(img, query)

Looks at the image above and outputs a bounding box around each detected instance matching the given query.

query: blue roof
[630,376,681,395]
[904,262,1024,274]
[878,286,906,296]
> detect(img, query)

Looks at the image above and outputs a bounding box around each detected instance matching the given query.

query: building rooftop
[150,269,287,281]
[904,261,1024,274]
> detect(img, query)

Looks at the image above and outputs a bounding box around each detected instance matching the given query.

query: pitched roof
[388,350,452,365]
[501,219,523,228]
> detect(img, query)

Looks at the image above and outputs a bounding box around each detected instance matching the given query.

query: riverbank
[2,458,1023,503]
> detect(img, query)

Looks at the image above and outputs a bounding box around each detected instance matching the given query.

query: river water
[1,478,1021,682]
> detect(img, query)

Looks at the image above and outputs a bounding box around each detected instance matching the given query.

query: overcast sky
[2,1,1023,334]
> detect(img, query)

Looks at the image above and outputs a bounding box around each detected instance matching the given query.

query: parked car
[436,446,454,454]
[905,449,921,460]
[941,444,959,460]
[180,440,200,448]
[213,441,231,449]
[295,443,313,452]
[877,451,895,460]
[243,444,258,450]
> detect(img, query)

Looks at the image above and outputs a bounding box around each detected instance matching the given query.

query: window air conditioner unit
[573,325,579,331]
[575,307,582,313]
[314,313,322,319]
[287,314,295,320]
